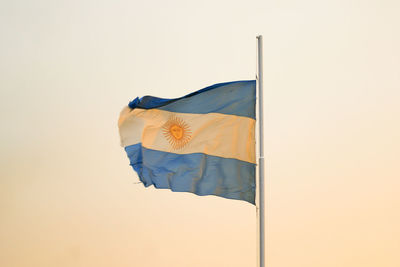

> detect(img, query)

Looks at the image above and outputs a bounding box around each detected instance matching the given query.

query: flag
[118,80,256,204]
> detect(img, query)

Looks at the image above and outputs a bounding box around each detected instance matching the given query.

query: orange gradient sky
[1,0,399,266]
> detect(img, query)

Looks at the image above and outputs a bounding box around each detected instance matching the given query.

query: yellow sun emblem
[162,116,192,150]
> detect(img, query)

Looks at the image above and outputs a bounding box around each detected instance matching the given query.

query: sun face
[162,116,192,150]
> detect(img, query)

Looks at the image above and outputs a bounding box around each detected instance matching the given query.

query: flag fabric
[118,80,256,204]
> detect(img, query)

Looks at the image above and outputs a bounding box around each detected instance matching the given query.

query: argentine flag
[118,81,256,204]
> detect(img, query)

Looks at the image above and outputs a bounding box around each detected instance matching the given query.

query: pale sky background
[1,0,400,266]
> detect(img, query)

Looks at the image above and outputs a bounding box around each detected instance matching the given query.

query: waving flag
[118,80,256,204]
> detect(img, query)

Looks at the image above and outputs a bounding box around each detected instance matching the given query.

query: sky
[1,0,400,266]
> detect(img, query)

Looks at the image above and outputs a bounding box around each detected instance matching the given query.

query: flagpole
[257,35,265,267]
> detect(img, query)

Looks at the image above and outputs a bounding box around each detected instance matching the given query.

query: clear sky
[1,0,400,266]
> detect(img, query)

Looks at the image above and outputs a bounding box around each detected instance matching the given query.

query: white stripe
[118,107,255,164]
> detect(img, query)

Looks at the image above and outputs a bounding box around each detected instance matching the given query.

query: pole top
[256,35,263,39]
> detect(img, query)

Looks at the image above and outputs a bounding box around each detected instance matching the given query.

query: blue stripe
[128,80,256,119]
[125,143,255,204]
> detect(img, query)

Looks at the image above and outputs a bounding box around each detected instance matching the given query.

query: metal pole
[257,35,265,267]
